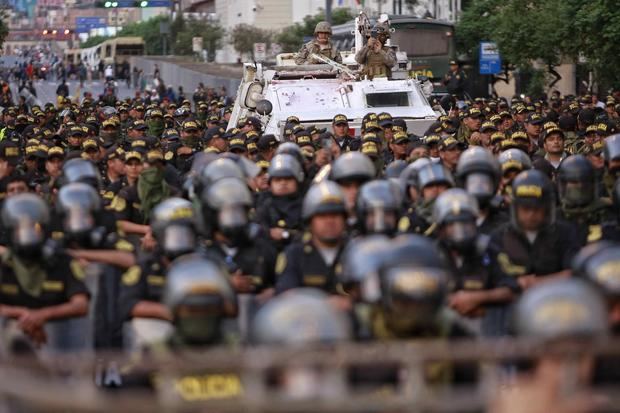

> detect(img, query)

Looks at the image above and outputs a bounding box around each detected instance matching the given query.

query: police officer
[489,170,579,291]
[433,189,518,336]
[55,182,135,350]
[119,198,198,350]
[255,154,304,251]
[442,60,467,100]
[400,162,454,235]
[557,155,613,245]
[456,146,507,234]
[200,177,277,294]
[295,21,342,65]
[0,193,90,347]
[275,181,348,294]
[330,152,376,222]
[355,23,396,79]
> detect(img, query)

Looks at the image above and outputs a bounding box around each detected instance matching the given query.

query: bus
[65,37,144,72]
[332,15,456,90]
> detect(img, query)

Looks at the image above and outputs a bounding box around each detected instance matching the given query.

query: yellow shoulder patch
[70,260,86,281]
[497,252,527,276]
[115,239,135,252]
[122,265,142,286]
[275,253,287,275]
[165,151,174,161]
[110,195,127,212]
[587,225,602,243]
[398,216,410,232]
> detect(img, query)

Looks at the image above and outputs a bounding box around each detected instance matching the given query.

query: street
[10,78,137,106]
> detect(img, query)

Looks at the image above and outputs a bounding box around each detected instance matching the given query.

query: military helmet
[302,180,346,220]
[456,147,501,204]
[417,163,455,191]
[330,152,376,183]
[62,158,102,189]
[498,148,532,175]
[356,180,402,236]
[150,198,196,258]
[275,142,305,167]
[340,235,392,302]
[252,288,351,345]
[390,234,451,271]
[557,155,596,207]
[514,278,608,340]
[314,21,332,35]
[268,153,305,183]
[604,133,620,163]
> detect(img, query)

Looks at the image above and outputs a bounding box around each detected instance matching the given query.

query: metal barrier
[1,338,620,412]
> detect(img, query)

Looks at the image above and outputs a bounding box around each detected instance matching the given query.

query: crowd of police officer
[1,36,620,407]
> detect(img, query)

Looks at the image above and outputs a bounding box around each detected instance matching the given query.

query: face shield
[464,172,495,206]
[217,205,250,245]
[441,219,478,252]
[175,294,224,346]
[13,216,45,259]
[162,224,197,259]
[559,179,595,207]
[364,206,397,236]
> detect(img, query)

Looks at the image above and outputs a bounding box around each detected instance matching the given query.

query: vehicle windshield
[366,92,410,108]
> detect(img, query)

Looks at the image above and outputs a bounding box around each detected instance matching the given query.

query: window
[391,28,449,57]
[366,92,410,108]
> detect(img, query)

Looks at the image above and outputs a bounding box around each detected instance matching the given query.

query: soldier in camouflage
[295,21,342,65]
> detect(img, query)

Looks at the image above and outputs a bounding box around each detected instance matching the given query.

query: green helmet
[314,21,332,35]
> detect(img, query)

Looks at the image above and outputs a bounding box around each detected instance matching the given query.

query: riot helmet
[355,179,401,236]
[56,182,104,247]
[456,146,501,206]
[151,198,197,260]
[164,254,237,345]
[557,155,596,207]
[514,278,608,340]
[510,170,556,232]
[433,188,480,252]
[2,194,50,260]
[252,288,351,346]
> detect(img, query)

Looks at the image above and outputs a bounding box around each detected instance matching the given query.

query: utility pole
[325,0,332,24]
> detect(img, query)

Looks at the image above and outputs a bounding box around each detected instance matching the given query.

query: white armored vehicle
[227,13,440,138]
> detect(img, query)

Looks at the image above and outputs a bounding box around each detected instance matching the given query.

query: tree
[173,18,225,61]
[275,8,354,53]
[573,1,620,89]
[118,15,170,55]
[79,35,110,48]
[0,10,9,50]
[230,24,273,60]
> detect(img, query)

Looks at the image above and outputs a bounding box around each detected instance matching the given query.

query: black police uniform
[255,192,303,251]
[489,221,580,278]
[118,254,167,322]
[274,237,346,294]
[0,252,89,309]
[201,237,277,292]
[439,237,519,336]
[558,200,614,246]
